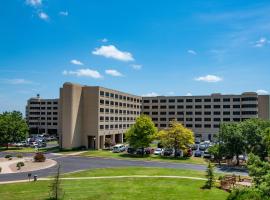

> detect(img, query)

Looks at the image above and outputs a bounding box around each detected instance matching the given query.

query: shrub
[34,152,46,162]
[5,154,12,159]
[227,188,264,200]
[16,161,25,170]
[203,162,215,189]
[16,154,23,158]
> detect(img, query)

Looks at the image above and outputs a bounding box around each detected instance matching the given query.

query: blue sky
[1,0,270,113]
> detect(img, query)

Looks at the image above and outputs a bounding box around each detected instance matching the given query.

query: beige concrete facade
[25,95,59,135]
[142,92,270,141]
[59,82,142,149]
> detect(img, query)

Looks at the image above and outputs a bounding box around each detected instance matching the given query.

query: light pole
[93,137,96,150]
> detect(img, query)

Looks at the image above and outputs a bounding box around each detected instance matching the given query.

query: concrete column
[112,134,116,144]
[99,135,105,149]
[119,133,123,143]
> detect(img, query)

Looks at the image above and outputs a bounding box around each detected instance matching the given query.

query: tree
[157,120,194,157]
[125,115,157,157]
[49,165,64,200]
[263,127,270,156]
[0,111,28,149]
[219,123,245,165]
[203,162,215,189]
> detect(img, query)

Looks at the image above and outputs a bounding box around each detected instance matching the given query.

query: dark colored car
[127,147,136,154]
[194,150,202,157]
[163,148,173,156]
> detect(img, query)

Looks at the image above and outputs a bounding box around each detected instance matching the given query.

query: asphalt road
[0,152,247,182]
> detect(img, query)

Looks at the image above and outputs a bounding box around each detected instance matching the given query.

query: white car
[112,144,126,153]
[154,148,163,155]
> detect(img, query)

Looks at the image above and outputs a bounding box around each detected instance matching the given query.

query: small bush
[34,152,46,162]
[16,161,25,170]
[5,154,12,159]
[16,154,23,158]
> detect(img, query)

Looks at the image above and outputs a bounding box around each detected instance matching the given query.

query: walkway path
[0,175,207,184]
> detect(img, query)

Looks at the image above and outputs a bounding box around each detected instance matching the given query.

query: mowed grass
[80,150,207,165]
[0,167,228,200]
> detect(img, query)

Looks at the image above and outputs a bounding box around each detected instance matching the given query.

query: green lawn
[0,167,228,200]
[80,150,207,165]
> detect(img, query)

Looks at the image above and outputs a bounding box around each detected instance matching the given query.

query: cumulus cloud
[195,75,222,82]
[254,37,270,47]
[63,68,102,79]
[92,45,134,62]
[25,0,42,7]
[142,92,159,97]
[187,49,197,55]
[70,59,83,65]
[105,69,123,77]
[38,12,49,20]
[1,78,33,85]
[59,11,68,16]
[168,91,175,95]
[101,38,108,43]
[131,64,142,70]
[186,92,192,96]
[256,89,269,95]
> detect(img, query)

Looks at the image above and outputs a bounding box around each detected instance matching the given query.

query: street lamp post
[93,137,96,150]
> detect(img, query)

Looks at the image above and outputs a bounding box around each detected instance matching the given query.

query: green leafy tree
[263,127,270,156]
[203,162,215,189]
[219,123,245,165]
[0,111,28,149]
[126,115,157,157]
[157,120,194,157]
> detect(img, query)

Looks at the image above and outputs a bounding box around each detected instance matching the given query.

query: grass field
[80,150,207,165]
[0,167,228,200]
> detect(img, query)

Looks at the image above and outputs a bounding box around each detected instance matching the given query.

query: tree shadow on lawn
[118,153,192,161]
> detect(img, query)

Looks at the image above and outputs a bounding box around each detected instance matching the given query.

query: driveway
[0,152,247,182]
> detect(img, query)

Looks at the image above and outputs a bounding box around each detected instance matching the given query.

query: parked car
[127,147,136,154]
[194,150,202,157]
[162,148,174,156]
[154,148,163,155]
[112,144,126,153]
[203,150,211,159]
[38,142,47,148]
[199,144,207,151]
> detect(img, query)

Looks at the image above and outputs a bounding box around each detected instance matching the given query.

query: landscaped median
[77,150,207,165]
[0,167,229,200]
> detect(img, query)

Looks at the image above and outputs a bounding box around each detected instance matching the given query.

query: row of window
[30,101,58,105]
[99,124,133,130]
[100,108,140,115]
[100,91,141,103]
[29,117,58,120]
[143,97,257,104]
[143,104,257,110]
[152,117,241,122]
[100,99,141,109]
[28,112,58,115]
[100,116,136,122]
[144,111,258,116]
[29,122,58,126]
[29,106,58,110]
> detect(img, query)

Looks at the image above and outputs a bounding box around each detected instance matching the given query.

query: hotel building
[25,94,59,135]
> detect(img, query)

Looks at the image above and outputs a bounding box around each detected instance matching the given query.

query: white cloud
[25,0,42,7]
[142,92,159,97]
[101,38,108,43]
[105,69,123,77]
[186,92,192,96]
[1,78,33,85]
[38,12,49,21]
[254,37,270,47]
[187,49,197,55]
[168,91,175,95]
[59,11,68,16]
[92,45,134,62]
[131,64,142,70]
[256,89,269,95]
[70,59,83,66]
[63,68,102,79]
[195,75,222,82]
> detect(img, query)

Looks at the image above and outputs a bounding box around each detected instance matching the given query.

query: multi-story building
[59,82,142,149]
[142,92,270,141]
[25,94,59,135]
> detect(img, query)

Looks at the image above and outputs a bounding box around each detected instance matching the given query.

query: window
[160,112,167,115]
[143,106,150,109]
[223,118,230,122]
[223,105,230,108]
[233,98,240,102]
[177,118,184,121]
[160,99,167,103]
[100,108,104,113]
[105,92,109,97]
[204,111,211,115]
[233,118,241,122]
[177,111,184,115]
[186,118,193,121]
[214,98,220,102]
[214,105,220,109]
[195,118,202,121]
[195,99,202,102]
[160,105,167,109]
[152,106,158,109]
[214,111,220,115]
[100,99,104,104]
[177,105,184,109]
[214,124,220,128]
[204,118,211,121]
[242,111,258,115]
[152,99,158,103]
[186,112,193,115]
[143,99,150,103]
[204,105,211,109]
[100,91,104,96]
[223,98,230,102]
[195,124,202,128]
[152,118,158,121]
[169,99,175,103]
[241,97,257,101]
[177,99,184,103]
[186,124,193,128]
[204,124,211,128]
[214,118,221,122]
[152,112,158,115]
[100,125,104,129]
[186,105,193,109]
[195,105,202,109]
[186,99,193,102]
[169,112,175,115]
[204,98,211,102]
[169,105,175,109]
[242,104,257,108]
[160,124,167,127]
[160,118,166,121]
[223,111,230,115]
[233,111,240,115]
[233,105,241,108]
[195,111,202,115]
